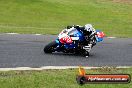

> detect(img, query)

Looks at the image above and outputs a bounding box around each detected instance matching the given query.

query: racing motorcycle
[44,26,105,57]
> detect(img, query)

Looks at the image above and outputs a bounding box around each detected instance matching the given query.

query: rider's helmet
[83,24,94,35]
[84,24,93,32]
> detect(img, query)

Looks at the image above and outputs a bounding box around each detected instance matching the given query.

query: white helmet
[84,24,93,32]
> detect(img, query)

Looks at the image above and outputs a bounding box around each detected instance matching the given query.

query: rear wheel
[44,41,57,53]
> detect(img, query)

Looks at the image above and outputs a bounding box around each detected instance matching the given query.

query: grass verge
[0,67,132,88]
[0,0,132,37]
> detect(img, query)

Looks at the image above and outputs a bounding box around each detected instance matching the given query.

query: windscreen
[68,28,78,36]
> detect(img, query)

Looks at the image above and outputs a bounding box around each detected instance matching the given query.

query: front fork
[55,39,64,51]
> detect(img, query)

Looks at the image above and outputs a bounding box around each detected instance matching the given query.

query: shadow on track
[43,51,97,58]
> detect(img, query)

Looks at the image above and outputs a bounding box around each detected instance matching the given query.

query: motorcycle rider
[67,24,97,56]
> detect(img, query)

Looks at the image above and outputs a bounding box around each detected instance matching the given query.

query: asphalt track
[0,34,132,68]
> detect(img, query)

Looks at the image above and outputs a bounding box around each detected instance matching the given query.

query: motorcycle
[44,26,105,57]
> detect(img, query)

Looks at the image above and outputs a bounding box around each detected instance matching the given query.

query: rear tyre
[44,41,57,53]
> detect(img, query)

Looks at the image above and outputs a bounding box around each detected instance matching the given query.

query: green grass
[0,0,132,37]
[0,67,132,88]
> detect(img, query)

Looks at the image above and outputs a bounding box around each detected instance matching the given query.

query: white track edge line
[35,34,42,35]
[107,37,116,38]
[6,33,19,35]
[3,33,117,38]
[0,66,131,71]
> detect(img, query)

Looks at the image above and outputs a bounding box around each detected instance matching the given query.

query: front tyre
[44,41,57,53]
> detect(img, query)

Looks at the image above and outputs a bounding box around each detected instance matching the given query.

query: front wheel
[44,41,57,53]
